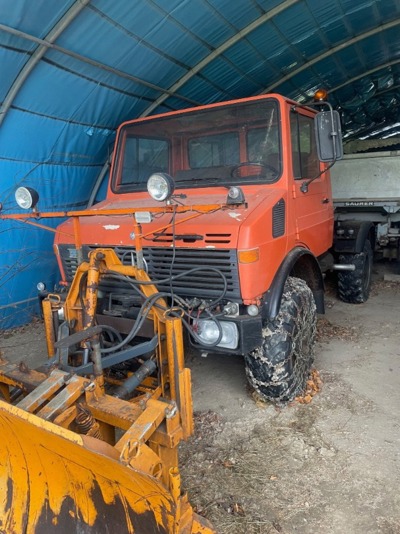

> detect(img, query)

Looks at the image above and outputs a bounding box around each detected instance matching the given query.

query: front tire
[244,277,316,404]
[337,239,372,304]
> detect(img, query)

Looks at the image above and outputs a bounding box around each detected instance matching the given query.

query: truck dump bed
[331,151,400,207]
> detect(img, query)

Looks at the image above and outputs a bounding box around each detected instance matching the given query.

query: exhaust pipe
[332,264,356,271]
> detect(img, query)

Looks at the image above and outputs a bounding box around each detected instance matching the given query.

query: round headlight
[15,187,39,209]
[147,173,175,202]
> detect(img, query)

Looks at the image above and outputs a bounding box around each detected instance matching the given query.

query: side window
[290,113,320,179]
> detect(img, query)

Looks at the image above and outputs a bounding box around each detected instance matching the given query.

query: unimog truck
[331,149,400,279]
[41,92,369,404]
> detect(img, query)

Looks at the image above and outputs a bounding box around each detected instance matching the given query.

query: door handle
[322,197,330,204]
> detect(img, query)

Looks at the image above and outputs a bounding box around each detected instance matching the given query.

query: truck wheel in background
[244,277,316,404]
[337,239,373,304]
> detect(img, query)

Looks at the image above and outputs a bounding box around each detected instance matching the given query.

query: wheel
[244,277,316,404]
[337,239,372,304]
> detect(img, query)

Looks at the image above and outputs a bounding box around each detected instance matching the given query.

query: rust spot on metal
[18,362,30,374]
[75,404,103,440]
[87,282,98,291]
[5,476,12,511]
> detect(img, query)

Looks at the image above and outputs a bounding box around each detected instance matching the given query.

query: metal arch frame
[139,0,300,117]
[260,18,400,96]
[0,21,201,128]
[0,0,92,127]
[326,59,400,140]
[328,59,400,96]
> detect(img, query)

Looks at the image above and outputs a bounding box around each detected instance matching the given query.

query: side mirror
[315,110,343,162]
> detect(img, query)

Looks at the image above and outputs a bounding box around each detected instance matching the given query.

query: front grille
[58,245,240,299]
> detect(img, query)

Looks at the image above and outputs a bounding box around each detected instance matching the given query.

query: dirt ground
[0,263,399,534]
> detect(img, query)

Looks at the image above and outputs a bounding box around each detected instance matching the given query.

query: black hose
[102,271,225,347]
[113,359,157,400]
[105,266,228,309]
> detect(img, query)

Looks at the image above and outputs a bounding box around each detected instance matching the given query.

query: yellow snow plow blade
[0,248,214,533]
[0,398,210,534]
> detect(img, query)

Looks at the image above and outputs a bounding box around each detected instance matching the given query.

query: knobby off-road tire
[244,277,316,404]
[337,239,373,304]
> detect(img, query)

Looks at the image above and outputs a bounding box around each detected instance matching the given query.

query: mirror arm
[300,160,336,194]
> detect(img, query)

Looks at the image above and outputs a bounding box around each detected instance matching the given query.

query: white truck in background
[330,150,400,299]
[332,150,400,260]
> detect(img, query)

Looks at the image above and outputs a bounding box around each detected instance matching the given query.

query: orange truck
[44,92,370,403]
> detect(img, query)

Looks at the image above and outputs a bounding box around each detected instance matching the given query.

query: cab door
[290,109,334,256]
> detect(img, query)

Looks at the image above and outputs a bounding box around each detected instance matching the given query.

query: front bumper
[190,314,263,356]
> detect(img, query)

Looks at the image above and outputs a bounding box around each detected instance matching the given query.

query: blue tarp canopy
[1,0,400,327]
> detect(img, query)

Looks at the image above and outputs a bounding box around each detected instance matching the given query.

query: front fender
[262,248,324,321]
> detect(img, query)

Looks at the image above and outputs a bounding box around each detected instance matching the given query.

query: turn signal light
[238,248,259,264]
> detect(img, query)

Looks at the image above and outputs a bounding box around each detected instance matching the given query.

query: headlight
[147,173,175,202]
[195,319,239,349]
[15,187,39,209]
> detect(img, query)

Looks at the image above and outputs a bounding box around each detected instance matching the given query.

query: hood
[55,185,286,249]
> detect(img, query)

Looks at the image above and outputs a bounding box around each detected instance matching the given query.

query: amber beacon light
[313,88,329,102]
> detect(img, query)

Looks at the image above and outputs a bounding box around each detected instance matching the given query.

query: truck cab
[54,93,342,403]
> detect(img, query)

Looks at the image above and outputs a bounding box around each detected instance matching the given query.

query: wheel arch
[262,247,324,322]
[334,220,375,254]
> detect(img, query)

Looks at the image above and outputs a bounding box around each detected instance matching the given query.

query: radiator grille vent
[58,245,240,299]
[272,198,285,238]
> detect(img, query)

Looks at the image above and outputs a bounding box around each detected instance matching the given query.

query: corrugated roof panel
[306,0,349,42]
[267,47,302,77]
[203,0,263,30]
[311,57,349,87]
[222,40,267,75]
[200,58,261,97]
[94,0,170,37]
[274,80,308,102]
[247,62,279,88]
[223,70,267,96]
[334,45,365,76]
[358,32,394,65]
[253,0,290,11]
[341,0,382,33]
[0,0,76,38]
[0,29,36,53]
[273,3,317,43]
[56,10,188,88]
[44,49,163,102]
[150,0,235,47]
[385,26,400,56]
[0,49,29,101]
[377,0,400,19]
[91,2,211,66]
[246,22,287,59]
[177,76,228,103]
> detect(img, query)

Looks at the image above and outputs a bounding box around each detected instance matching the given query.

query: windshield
[112,98,281,193]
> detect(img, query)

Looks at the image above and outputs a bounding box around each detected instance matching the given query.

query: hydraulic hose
[112,360,157,400]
